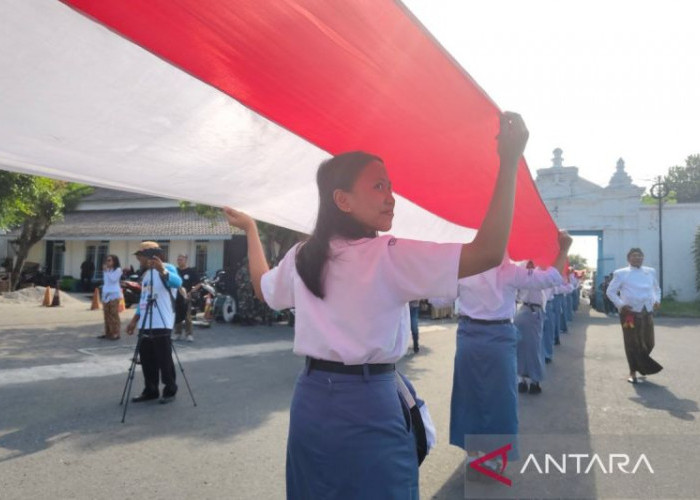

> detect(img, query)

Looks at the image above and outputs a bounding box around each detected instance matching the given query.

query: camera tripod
[120,269,197,423]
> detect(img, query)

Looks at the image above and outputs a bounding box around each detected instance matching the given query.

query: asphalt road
[1,295,699,499]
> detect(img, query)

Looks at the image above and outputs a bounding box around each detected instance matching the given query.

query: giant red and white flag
[0,0,559,263]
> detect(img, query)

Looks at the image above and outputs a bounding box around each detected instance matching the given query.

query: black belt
[524,303,544,314]
[459,315,511,325]
[306,357,395,375]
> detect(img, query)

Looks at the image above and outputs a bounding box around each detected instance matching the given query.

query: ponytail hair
[295,151,383,298]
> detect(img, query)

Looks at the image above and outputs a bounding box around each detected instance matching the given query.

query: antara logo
[520,453,654,474]
[469,446,654,486]
[468,443,512,486]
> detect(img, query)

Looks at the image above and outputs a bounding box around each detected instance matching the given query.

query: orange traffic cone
[42,286,52,307]
[118,296,126,313]
[51,287,61,307]
[90,288,101,310]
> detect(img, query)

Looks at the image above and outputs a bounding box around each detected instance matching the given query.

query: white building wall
[26,240,44,265]
[63,240,82,278]
[23,238,227,279]
[636,203,700,301]
[107,240,129,270]
[206,240,224,277]
[537,157,700,302]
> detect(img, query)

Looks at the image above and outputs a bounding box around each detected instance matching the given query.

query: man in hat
[126,241,183,404]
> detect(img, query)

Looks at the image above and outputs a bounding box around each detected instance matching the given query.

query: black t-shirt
[177,266,199,292]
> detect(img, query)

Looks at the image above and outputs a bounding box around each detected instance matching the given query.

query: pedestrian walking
[606,248,663,383]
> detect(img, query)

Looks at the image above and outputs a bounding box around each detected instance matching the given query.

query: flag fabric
[0,0,559,263]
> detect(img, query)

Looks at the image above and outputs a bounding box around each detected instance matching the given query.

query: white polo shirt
[261,235,461,364]
[456,258,563,320]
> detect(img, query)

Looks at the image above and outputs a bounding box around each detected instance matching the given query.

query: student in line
[223,112,529,499]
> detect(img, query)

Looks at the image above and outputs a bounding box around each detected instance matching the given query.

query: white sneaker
[172,334,183,341]
[185,335,194,342]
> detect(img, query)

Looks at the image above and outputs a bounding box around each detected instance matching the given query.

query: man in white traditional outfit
[606,248,663,384]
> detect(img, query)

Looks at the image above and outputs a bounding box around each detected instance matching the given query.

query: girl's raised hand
[223,206,256,232]
[497,111,529,167]
[558,230,573,251]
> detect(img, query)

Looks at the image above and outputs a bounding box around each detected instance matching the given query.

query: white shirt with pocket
[261,235,461,364]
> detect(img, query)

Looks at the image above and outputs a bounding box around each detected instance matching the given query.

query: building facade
[536,149,700,302]
[3,188,245,286]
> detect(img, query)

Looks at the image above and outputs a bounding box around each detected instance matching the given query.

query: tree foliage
[568,253,589,270]
[0,171,92,289]
[694,226,700,293]
[663,154,700,203]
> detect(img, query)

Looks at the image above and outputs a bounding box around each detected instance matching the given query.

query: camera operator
[126,241,183,404]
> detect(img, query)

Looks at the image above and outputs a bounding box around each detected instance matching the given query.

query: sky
[403,0,700,191]
[569,235,599,269]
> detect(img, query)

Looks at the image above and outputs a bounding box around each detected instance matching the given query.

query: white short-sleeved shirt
[261,235,461,364]
[456,258,563,320]
[606,266,660,313]
[517,287,547,307]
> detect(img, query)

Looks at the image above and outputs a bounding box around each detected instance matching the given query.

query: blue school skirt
[286,367,418,499]
[542,300,556,360]
[515,305,546,382]
[449,318,519,459]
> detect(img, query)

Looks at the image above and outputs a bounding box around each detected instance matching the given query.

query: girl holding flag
[223,112,528,499]
[449,233,570,478]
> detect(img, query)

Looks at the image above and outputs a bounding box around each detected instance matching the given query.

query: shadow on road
[426,304,599,499]
[630,381,699,421]
[0,348,302,464]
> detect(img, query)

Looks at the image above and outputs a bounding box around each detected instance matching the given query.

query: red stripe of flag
[63,0,559,263]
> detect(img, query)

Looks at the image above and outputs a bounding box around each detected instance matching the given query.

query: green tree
[179,202,305,264]
[568,254,588,270]
[0,171,92,289]
[664,154,700,203]
[694,226,700,292]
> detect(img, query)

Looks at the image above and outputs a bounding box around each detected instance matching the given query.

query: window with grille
[195,242,208,274]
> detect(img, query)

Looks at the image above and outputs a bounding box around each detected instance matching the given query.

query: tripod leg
[121,335,143,423]
[171,342,197,407]
[120,337,142,405]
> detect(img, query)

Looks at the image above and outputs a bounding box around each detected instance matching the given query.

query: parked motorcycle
[19,263,56,288]
[120,274,142,309]
[190,270,237,323]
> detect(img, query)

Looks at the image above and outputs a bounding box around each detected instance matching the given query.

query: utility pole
[650,176,669,298]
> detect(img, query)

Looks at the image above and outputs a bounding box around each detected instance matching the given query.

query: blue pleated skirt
[286,368,418,500]
[449,318,519,459]
[542,301,556,359]
[515,305,546,382]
